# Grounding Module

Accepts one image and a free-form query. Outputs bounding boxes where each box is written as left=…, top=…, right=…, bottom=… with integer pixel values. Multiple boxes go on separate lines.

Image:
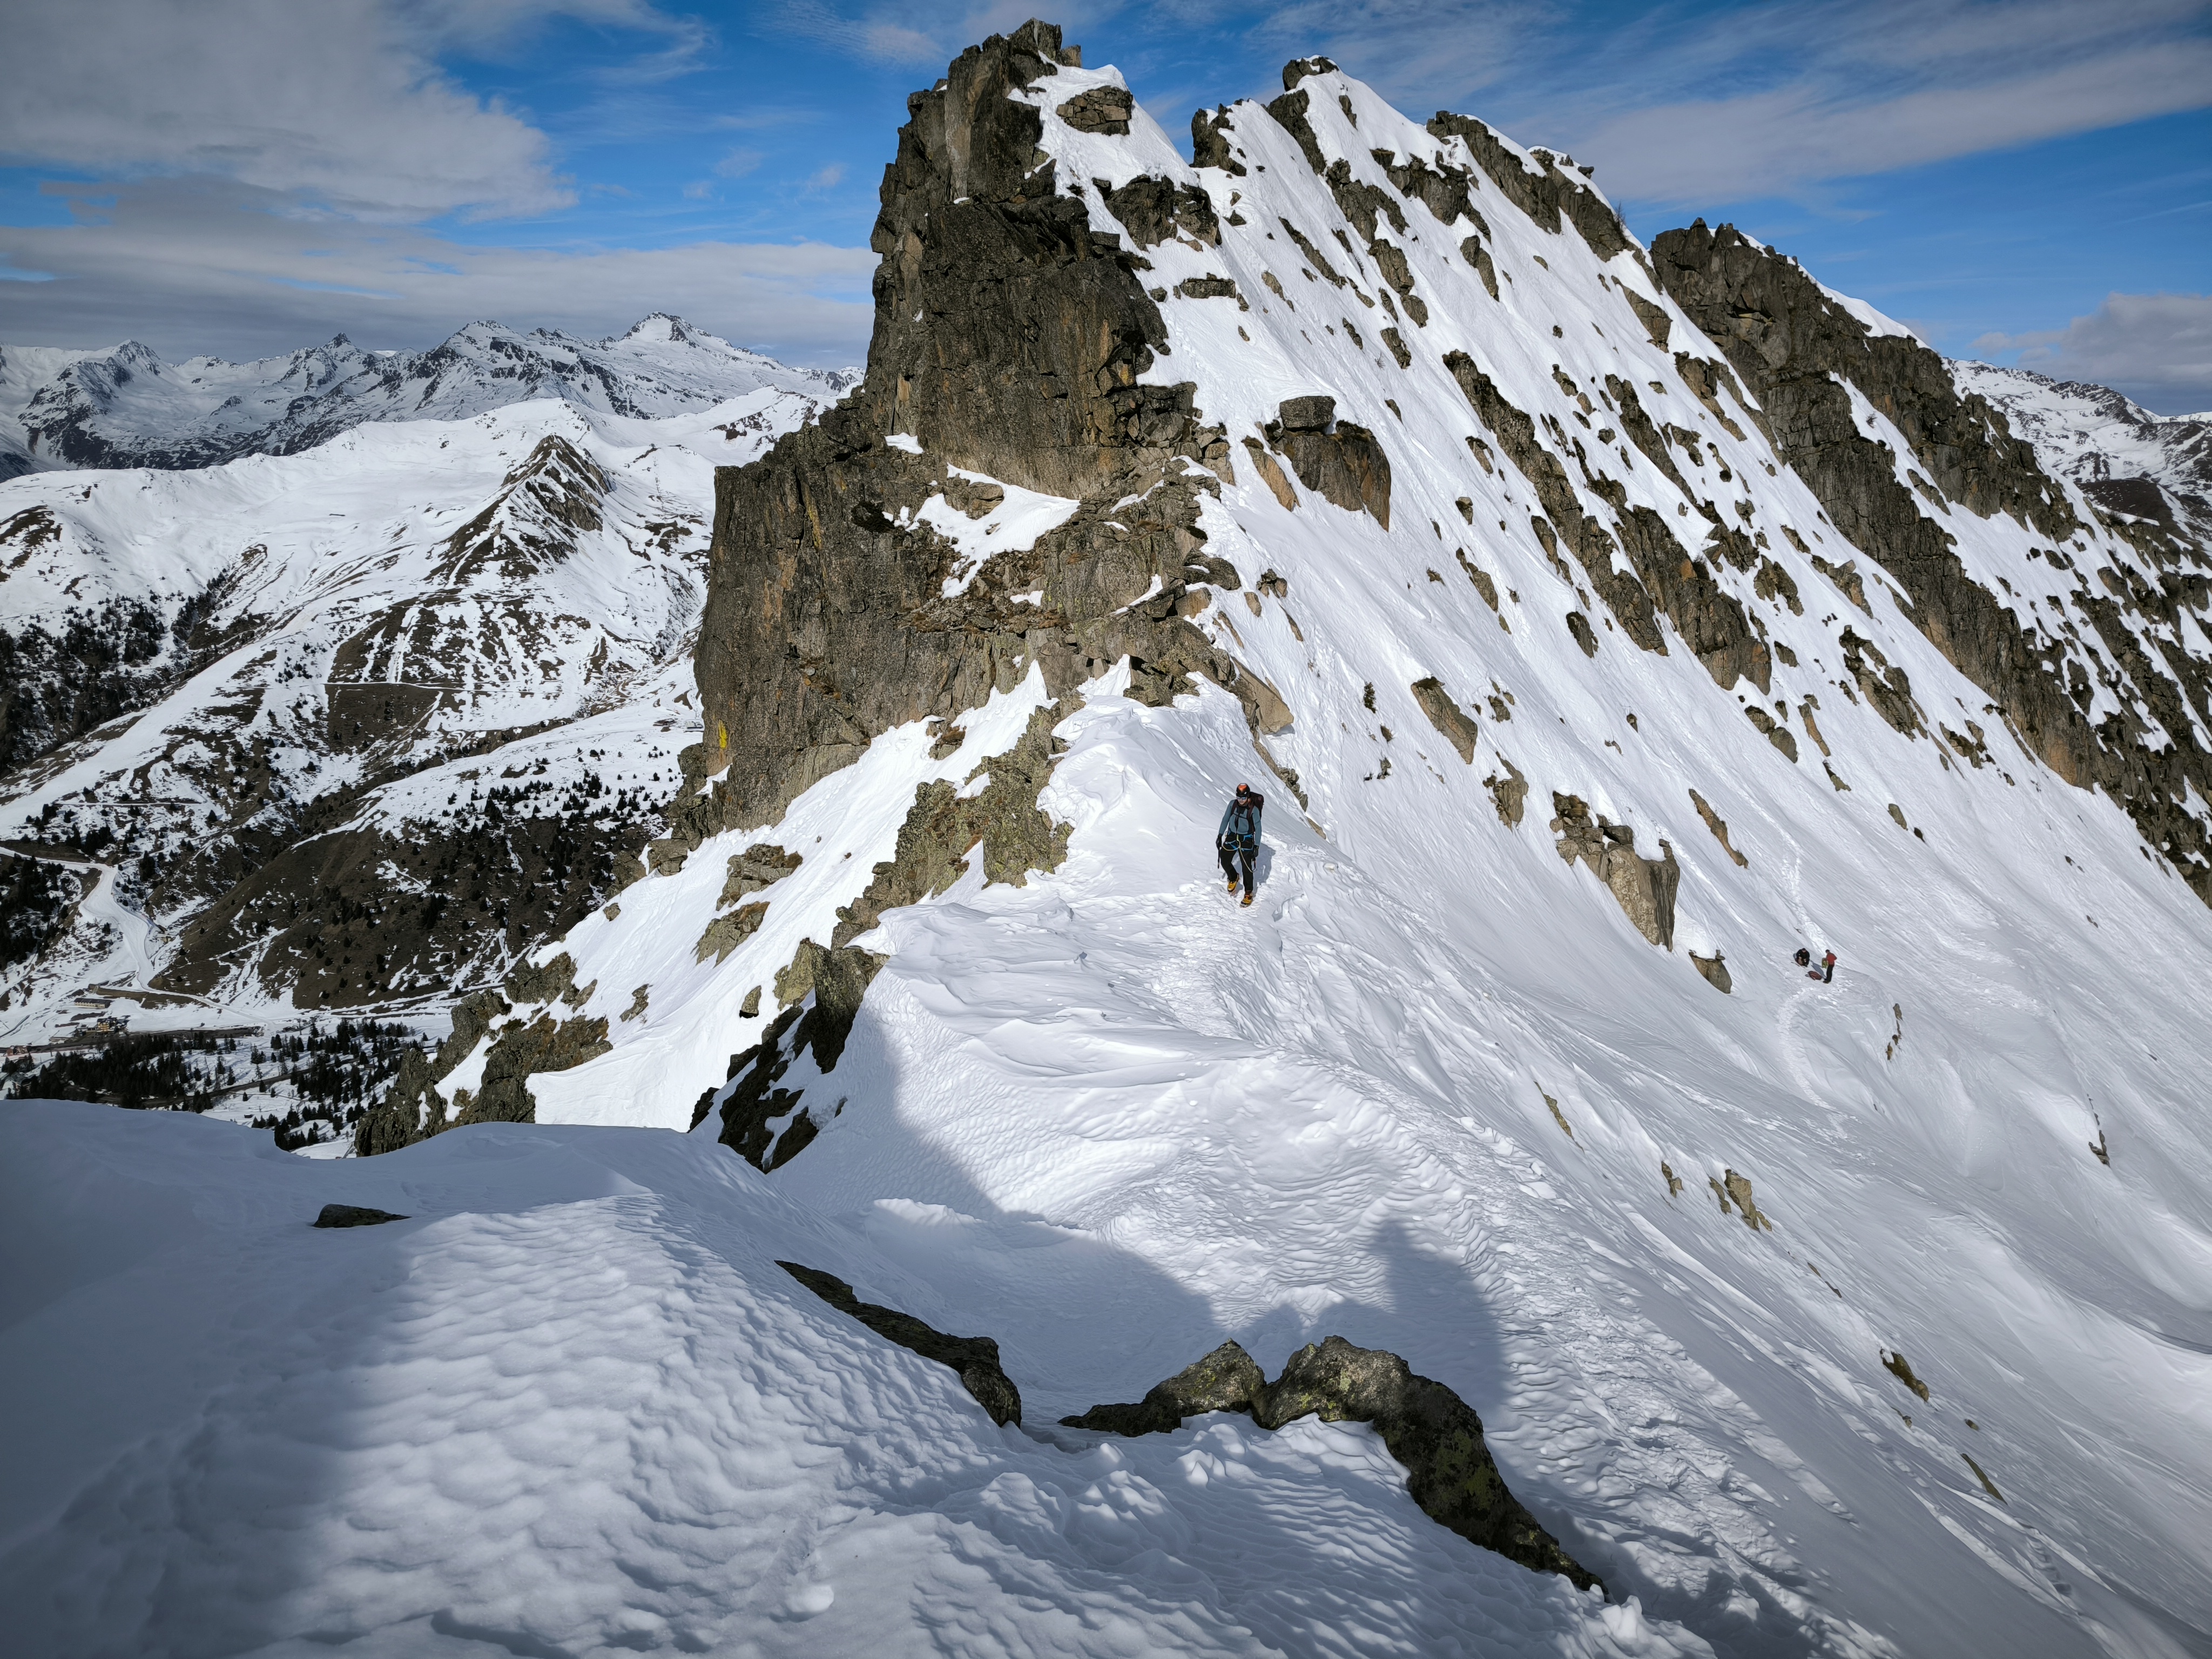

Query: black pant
left=1219, top=839, right=1255, bottom=896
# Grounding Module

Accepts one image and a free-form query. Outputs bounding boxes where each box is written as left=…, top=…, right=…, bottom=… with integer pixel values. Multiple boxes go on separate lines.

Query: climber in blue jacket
left=1217, top=783, right=1264, bottom=907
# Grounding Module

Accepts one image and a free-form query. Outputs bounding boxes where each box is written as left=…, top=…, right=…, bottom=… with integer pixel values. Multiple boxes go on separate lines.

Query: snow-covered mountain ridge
left=1951, top=360, right=2212, bottom=552
left=6, top=18, right=2211, bottom=1658
left=0, top=381, right=842, bottom=1068
left=0, top=313, right=858, bottom=478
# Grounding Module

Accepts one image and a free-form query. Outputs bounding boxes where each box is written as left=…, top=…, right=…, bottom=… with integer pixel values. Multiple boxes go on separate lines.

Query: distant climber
left=1217, top=783, right=1264, bottom=908
left=1793, top=948, right=1811, bottom=968
left=1808, top=949, right=1837, bottom=983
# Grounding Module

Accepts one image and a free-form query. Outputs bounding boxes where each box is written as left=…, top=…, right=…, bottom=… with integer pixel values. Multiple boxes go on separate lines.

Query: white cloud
left=765, top=0, right=1102, bottom=66
left=0, top=0, right=703, bottom=220
left=1573, top=38, right=2212, bottom=206
left=0, top=178, right=876, bottom=369
left=1971, top=292, right=2212, bottom=416
left=715, top=149, right=767, bottom=178
left=1209, top=0, right=2212, bottom=211
left=805, top=164, right=848, bottom=191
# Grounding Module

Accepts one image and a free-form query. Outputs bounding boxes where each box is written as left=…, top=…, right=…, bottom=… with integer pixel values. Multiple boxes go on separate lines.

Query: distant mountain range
left=0, top=314, right=858, bottom=478
left=1950, top=360, right=2211, bottom=551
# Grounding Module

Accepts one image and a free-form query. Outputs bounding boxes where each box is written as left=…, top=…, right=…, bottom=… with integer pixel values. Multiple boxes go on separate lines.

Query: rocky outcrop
left=1267, top=396, right=1392, bottom=526
left=312, top=1203, right=409, bottom=1228
left=693, top=20, right=1279, bottom=832
left=1411, top=677, right=1481, bottom=762
left=1550, top=793, right=1679, bottom=948
left=1711, top=1168, right=1772, bottom=1231
left=779, top=1262, right=1022, bottom=1425
left=832, top=700, right=1075, bottom=948
left=1061, top=1340, right=1267, bottom=1435
left=1425, top=116, right=1629, bottom=265
left=1056, top=84, right=1131, bottom=134
left=1442, top=351, right=1769, bottom=693
left=699, top=941, right=885, bottom=1170
left=1064, top=1335, right=1599, bottom=1591
left=1651, top=221, right=2212, bottom=902
left=354, top=953, right=608, bottom=1154
left=1483, top=756, right=1529, bottom=826
left=1688, top=788, right=1748, bottom=867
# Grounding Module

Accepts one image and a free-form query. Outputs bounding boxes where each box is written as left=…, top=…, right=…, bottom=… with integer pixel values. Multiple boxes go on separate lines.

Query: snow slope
left=518, top=52, right=2212, bottom=1654
left=0, top=1100, right=1696, bottom=1657
left=6, top=32, right=2212, bottom=1659
left=0, top=314, right=858, bottom=474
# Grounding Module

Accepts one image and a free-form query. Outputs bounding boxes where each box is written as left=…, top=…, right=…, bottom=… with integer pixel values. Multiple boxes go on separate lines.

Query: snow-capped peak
left=0, top=316, right=862, bottom=477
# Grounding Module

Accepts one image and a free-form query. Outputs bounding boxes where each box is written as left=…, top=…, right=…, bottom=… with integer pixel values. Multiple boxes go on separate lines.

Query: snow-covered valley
left=5, top=19, right=2211, bottom=1658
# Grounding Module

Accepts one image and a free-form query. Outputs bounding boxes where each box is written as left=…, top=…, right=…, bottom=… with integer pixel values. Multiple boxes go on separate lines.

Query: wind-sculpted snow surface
left=0, top=1102, right=1700, bottom=1657
left=9, top=18, right=2212, bottom=1658
left=474, top=24, right=2212, bottom=1651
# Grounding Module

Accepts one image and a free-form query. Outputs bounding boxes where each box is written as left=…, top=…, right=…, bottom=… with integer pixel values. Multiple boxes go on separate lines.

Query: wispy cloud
left=0, top=0, right=710, bottom=219
left=1971, top=291, right=2212, bottom=414
left=1566, top=26, right=2212, bottom=206
left=763, top=0, right=1102, bottom=66
left=1132, top=0, right=2212, bottom=211
left=715, top=149, right=767, bottom=178
left=0, top=176, right=877, bottom=366
left=804, top=163, right=848, bottom=191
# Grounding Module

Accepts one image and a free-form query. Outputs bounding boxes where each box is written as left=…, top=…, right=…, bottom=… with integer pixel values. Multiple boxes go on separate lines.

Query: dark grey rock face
left=354, top=953, right=609, bottom=1155
left=1651, top=221, right=2212, bottom=903
left=313, top=1203, right=408, bottom=1228
left=699, top=941, right=886, bottom=1170
left=693, top=19, right=1277, bottom=832
left=779, top=1262, right=1022, bottom=1425
left=1063, top=1334, right=1599, bottom=1592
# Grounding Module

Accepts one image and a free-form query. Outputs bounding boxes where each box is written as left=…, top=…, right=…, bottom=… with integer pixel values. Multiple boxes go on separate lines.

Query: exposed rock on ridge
left=1064, top=1334, right=1600, bottom=1591
left=780, top=1262, right=1022, bottom=1425
left=1652, top=222, right=2212, bottom=901
left=693, top=20, right=1280, bottom=830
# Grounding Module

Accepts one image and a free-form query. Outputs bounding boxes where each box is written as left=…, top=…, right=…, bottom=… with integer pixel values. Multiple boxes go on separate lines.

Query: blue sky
left=2, top=1, right=2208, bottom=410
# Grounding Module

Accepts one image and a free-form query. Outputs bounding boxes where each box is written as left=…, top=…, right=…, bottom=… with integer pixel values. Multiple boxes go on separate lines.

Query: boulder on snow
left=1061, top=1340, right=1266, bottom=1435
left=313, top=1204, right=408, bottom=1229
left=1410, top=677, right=1480, bottom=763
left=1551, top=793, right=1680, bottom=949
left=780, top=1262, right=1021, bottom=1426
left=1269, top=415, right=1393, bottom=528
left=1064, top=1334, right=1600, bottom=1593
left=1690, top=951, right=1732, bottom=993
